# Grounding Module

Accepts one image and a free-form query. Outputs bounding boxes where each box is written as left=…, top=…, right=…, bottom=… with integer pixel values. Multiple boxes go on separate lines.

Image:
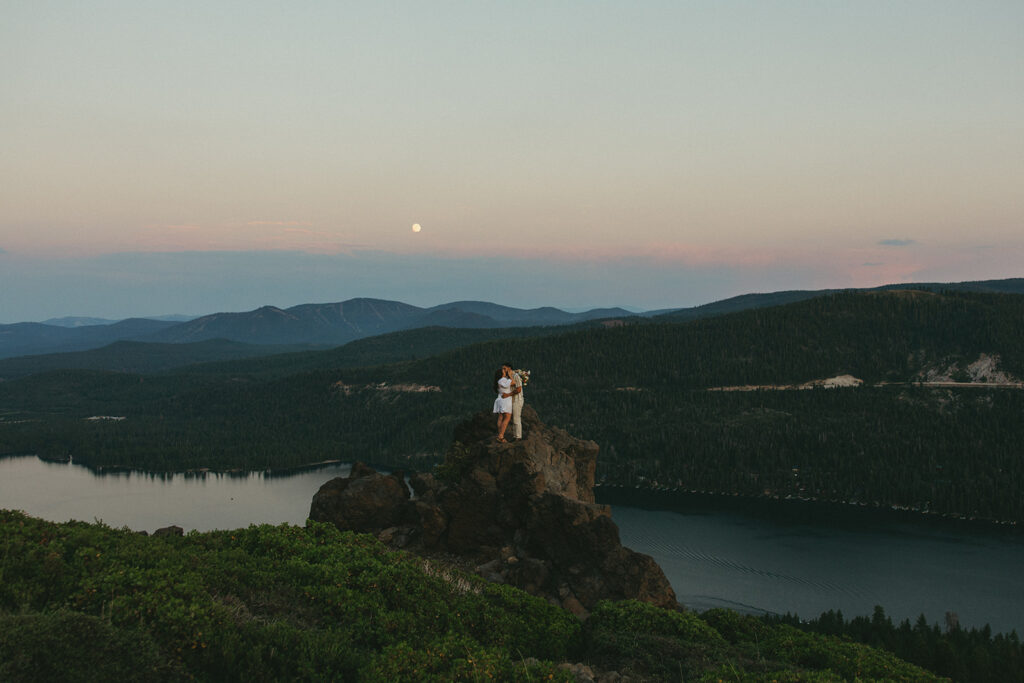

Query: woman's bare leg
left=497, top=412, right=511, bottom=440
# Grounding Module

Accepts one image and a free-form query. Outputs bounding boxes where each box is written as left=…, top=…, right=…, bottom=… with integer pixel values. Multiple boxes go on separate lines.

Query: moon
left=412, top=223, right=422, bottom=233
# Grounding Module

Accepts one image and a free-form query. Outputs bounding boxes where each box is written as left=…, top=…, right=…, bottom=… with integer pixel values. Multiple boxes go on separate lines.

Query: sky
left=2, top=1, right=1023, bottom=322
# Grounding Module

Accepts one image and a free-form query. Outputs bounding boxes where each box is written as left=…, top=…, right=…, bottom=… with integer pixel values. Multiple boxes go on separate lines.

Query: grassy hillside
left=0, top=510, right=945, bottom=682
left=2, top=290, right=1023, bottom=519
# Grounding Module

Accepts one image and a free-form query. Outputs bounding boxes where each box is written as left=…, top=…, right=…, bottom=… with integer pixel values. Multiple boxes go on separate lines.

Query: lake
left=2, top=455, right=1021, bottom=635
left=602, top=488, right=1023, bottom=636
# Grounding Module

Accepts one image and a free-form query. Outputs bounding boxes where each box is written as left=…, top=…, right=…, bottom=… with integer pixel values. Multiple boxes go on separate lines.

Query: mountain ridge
left=3, top=277, right=1022, bottom=360
left=655, top=277, right=1024, bottom=321
left=0, top=298, right=638, bottom=359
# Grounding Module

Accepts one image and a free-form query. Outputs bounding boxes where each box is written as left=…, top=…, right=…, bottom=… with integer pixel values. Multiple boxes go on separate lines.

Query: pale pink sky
left=2, top=1, right=1022, bottom=320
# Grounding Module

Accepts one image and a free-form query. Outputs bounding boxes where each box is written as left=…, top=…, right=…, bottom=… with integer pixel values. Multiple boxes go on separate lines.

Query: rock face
left=308, top=461, right=411, bottom=531
left=309, top=405, right=677, bottom=613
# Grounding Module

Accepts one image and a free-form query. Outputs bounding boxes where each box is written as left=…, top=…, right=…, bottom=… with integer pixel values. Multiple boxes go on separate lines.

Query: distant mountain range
left=0, top=300, right=636, bottom=360
left=41, top=314, right=195, bottom=328
left=2, top=278, right=1021, bottom=360
left=0, top=318, right=181, bottom=360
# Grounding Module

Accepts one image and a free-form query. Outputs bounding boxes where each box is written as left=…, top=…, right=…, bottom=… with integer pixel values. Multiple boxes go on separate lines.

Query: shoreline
left=4, top=452, right=1020, bottom=530
left=0, top=453, right=371, bottom=478
left=595, top=484, right=1022, bottom=533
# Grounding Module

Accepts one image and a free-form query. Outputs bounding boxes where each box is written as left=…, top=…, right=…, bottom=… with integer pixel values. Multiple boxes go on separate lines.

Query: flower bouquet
left=514, top=369, right=530, bottom=386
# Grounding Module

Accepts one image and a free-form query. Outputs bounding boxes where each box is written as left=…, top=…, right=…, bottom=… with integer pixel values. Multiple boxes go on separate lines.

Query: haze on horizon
left=2, top=1, right=1023, bottom=323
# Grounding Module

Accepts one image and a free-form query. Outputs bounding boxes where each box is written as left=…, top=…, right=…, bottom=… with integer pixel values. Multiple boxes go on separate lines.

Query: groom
left=502, top=363, right=525, bottom=440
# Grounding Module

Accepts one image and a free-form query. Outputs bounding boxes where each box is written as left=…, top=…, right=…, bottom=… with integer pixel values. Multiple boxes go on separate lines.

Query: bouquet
left=514, top=369, right=531, bottom=386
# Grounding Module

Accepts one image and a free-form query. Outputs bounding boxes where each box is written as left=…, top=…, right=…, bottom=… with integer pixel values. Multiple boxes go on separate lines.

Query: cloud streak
left=878, top=239, right=916, bottom=247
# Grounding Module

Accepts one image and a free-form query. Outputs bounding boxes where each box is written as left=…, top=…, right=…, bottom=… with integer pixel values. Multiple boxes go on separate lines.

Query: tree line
left=766, top=605, right=1024, bottom=683
left=2, top=290, right=1023, bottom=521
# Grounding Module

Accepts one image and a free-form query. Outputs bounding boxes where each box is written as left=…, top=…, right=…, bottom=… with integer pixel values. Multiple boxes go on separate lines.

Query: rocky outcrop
left=309, top=405, right=677, bottom=614
left=308, top=461, right=411, bottom=532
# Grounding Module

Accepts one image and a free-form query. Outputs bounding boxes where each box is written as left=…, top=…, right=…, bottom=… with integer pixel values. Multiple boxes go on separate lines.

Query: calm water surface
left=0, top=455, right=352, bottom=533
left=607, top=499, right=1023, bottom=635
left=2, top=455, right=1021, bottom=635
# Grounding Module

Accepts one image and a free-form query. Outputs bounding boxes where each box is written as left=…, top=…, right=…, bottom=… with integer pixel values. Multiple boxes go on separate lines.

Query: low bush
left=0, top=511, right=946, bottom=681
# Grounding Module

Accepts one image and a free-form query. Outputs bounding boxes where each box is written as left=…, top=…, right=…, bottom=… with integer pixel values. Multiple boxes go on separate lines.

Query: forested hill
left=2, top=290, right=1023, bottom=521
left=0, top=324, right=582, bottom=380
left=655, top=276, right=1024, bottom=322
left=375, top=289, right=1024, bottom=391
left=0, top=339, right=310, bottom=379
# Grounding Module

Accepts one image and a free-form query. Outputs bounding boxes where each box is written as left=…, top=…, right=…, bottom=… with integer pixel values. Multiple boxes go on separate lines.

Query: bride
left=493, top=366, right=513, bottom=442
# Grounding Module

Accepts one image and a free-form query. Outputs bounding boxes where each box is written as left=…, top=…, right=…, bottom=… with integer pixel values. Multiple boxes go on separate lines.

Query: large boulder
left=309, top=461, right=410, bottom=533
left=308, top=405, right=677, bottom=613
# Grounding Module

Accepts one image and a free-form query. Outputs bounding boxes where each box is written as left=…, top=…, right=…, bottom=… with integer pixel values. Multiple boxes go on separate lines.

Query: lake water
left=0, top=456, right=353, bottom=533
left=2, top=455, right=1021, bottom=635
left=603, top=489, right=1023, bottom=635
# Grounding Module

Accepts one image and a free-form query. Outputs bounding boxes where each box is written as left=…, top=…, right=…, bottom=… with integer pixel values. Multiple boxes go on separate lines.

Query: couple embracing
left=493, top=363, right=525, bottom=443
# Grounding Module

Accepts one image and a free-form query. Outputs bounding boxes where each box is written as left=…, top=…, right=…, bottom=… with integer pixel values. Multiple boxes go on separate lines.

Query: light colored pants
left=511, top=394, right=524, bottom=439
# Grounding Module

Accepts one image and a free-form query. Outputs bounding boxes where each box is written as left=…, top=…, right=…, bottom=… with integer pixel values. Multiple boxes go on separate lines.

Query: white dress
left=493, top=377, right=512, bottom=414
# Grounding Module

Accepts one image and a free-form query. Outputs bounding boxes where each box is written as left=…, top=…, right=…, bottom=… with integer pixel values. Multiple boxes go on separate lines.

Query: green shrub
left=0, top=511, right=947, bottom=682
left=585, top=600, right=727, bottom=679
left=700, top=607, right=772, bottom=642
left=363, top=634, right=572, bottom=682
left=590, top=599, right=726, bottom=645
left=0, top=609, right=182, bottom=682
left=697, top=665, right=847, bottom=681
left=470, top=582, right=582, bottom=659
left=434, top=440, right=475, bottom=484
left=756, top=623, right=943, bottom=681
left=0, top=512, right=580, bottom=681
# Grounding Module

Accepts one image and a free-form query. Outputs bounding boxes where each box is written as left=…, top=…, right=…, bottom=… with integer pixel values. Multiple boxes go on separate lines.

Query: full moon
left=412, top=223, right=421, bottom=233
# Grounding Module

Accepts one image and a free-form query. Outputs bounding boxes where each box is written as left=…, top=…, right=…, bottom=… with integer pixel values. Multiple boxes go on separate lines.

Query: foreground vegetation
left=1, top=510, right=945, bottom=681
left=2, top=290, right=1024, bottom=521
left=767, top=607, right=1024, bottom=683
